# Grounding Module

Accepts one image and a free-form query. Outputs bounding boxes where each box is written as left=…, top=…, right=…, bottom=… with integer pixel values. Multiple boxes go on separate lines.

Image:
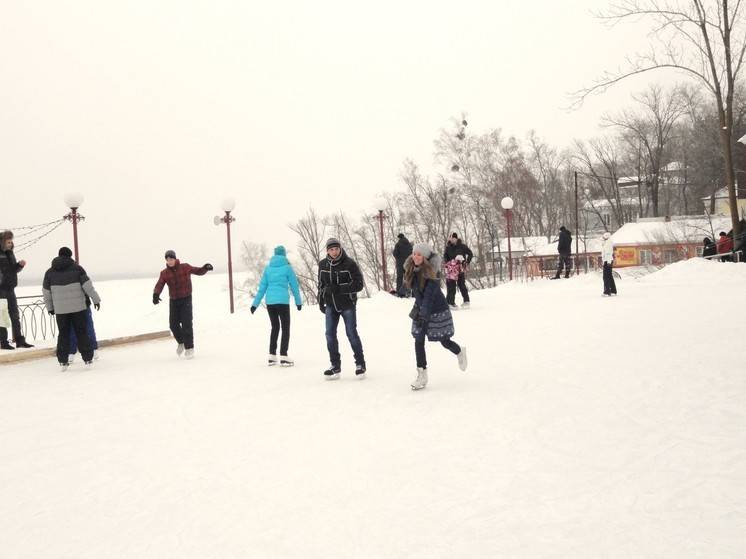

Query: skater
left=152, top=250, right=213, bottom=359
left=552, top=226, right=573, bottom=279
left=405, top=242, right=467, bottom=390
left=250, top=245, right=303, bottom=367
left=0, top=230, right=33, bottom=350
left=443, top=232, right=473, bottom=309
left=717, top=231, right=733, bottom=262
left=42, top=247, right=101, bottom=370
left=69, top=307, right=99, bottom=362
left=702, top=237, right=717, bottom=259
left=318, top=238, right=366, bottom=380
left=392, top=233, right=413, bottom=297
left=601, top=232, right=617, bottom=296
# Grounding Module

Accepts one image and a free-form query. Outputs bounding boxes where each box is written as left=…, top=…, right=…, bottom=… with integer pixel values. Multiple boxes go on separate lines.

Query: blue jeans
left=325, top=306, right=365, bottom=367
left=70, top=307, right=98, bottom=353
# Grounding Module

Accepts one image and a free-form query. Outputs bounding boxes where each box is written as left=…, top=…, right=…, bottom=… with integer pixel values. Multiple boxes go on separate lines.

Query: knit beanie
left=164, top=250, right=177, bottom=259
left=58, top=247, right=73, bottom=258
left=326, top=238, right=341, bottom=250
left=412, top=242, right=433, bottom=258
left=274, top=245, right=287, bottom=256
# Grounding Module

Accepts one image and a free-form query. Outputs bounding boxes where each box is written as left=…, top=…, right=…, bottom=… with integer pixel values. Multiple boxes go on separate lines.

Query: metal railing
left=17, top=295, right=56, bottom=341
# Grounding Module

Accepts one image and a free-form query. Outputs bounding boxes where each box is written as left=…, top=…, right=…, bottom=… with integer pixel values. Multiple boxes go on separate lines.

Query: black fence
left=17, top=295, right=56, bottom=341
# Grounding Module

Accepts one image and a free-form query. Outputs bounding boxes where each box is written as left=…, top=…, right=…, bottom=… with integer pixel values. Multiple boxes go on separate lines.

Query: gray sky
left=1, top=0, right=658, bottom=282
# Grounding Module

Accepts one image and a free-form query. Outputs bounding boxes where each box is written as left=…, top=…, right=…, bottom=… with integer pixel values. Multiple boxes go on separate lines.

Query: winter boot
left=457, top=347, right=468, bottom=371
left=1, top=341, right=15, bottom=350
left=185, top=348, right=195, bottom=360
left=279, top=356, right=294, bottom=367
left=176, top=343, right=185, bottom=357
left=411, top=367, right=428, bottom=390
left=324, top=365, right=341, bottom=380
left=550, top=274, right=560, bottom=280
left=268, top=354, right=279, bottom=366
left=355, top=363, right=367, bottom=379
left=564, top=271, right=570, bottom=279
left=15, top=337, right=34, bottom=349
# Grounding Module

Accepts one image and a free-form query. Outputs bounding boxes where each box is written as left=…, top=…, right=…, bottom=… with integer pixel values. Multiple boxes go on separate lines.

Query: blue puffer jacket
left=252, top=248, right=303, bottom=307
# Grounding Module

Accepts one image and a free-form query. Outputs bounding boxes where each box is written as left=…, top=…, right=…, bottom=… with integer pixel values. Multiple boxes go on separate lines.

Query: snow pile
left=1, top=264, right=745, bottom=558
left=641, top=257, right=746, bottom=285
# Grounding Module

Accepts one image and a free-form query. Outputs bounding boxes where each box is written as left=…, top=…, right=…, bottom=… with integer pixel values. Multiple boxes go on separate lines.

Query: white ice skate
left=68, top=354, right=76, bottom=364
left=449, top=304, right=459, bottom=311
left=268, top=354, right=279, bottom=366
left=93, top=350, right=100, bottom=361
left=457, top=347, right=468, bottom=371
left=411, top=367, right=428, bottom=390
left=176, top=343, right=185, bottom=357
left=461, top=302, right=470, bottom=309
left=279, top=356, right=294, bottom=367
left=59, top=362, right=69, bottom=372
left=185, top=348, right=194, bottom=360
left=84, top=361, right=93, bottom=369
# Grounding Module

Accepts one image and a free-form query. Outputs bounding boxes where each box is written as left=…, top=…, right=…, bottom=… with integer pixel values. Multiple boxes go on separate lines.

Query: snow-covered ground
left=2, top=259, right=745, bottom=558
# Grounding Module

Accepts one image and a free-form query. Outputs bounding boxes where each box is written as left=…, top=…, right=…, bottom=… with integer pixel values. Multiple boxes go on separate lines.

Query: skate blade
left=280, top=362, right=294, bottom=367
left=324, top=374, right=340, bottom=381
left=411, top=385, right=426, bottom=390
left=356, top=373, right=366, bottom=380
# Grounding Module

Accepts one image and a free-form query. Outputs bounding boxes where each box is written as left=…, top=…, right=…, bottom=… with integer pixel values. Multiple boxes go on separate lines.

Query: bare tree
left=288, top=208, right=327, bottom=306
left=574, top=0, right=746, bottom=238
left=239, top=242, right=269, bottom=301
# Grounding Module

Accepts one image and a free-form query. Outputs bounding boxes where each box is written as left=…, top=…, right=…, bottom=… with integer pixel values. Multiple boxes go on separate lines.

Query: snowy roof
left=583, top=197, right=639, bottom=210
left=492, top=236, right=549, bottom=254
left=617, top=176, right=640, bottom=186
left=610, top=216, right=733, bottom=245
left=662, top=161, right=684, bottom=172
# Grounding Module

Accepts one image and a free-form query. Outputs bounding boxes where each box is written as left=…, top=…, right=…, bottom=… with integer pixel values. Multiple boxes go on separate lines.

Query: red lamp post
left=501, top=196, right=514, bottom=281
left=63, top=193, right=85, bottom=263
left=215, top=198, right=236, bottom=314
left=376, top=207, right=389, bottom=292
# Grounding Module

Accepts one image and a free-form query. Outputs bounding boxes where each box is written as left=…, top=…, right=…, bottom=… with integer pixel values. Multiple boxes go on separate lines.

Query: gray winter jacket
left=42, top=256, right=100, bottom=315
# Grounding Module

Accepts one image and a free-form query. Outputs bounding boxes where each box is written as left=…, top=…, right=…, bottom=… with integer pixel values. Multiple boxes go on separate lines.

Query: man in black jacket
left=552, top=226, right=573, bottom=279
left=392, top=233, right=413, bottom=297
left=0, top=230, right=33, bottom=350
left=318, top=238, right=366, bottom=380
left=443, top=232, right=473, bottom=308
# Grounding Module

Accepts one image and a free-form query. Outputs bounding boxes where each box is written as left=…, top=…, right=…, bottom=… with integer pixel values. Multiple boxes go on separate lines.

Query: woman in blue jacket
left=251, top=246, right=303, bottom=366
left=404, top=242, right=467, bottom=390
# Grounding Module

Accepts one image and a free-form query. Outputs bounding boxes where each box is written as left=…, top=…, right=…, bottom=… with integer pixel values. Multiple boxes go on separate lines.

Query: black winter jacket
left=318, top=251, right=365, bottom=312
left=393, top=237, right=413, bottom=268
left=444, top=240, right=473, bottom=264
left=557, top=230, right=572, bottom=254
left=0, top=248, right=23, bottom=295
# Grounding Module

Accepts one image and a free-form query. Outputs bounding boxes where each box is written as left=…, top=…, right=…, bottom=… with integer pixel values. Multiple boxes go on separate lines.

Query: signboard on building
left=614, top=247, right=638, bottom=267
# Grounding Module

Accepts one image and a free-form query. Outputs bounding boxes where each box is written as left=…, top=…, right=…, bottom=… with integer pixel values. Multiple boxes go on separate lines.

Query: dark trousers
left=70, top=307, right=98, bottom=353
left=395, top=266, right=405, bottom=295
left=267, top=304, right=291, bottom=356
left=414, top=333, right=460, bottom=369
left=446, top=273, right=470, bottom=305
left=169, top=296, right=194, bottom=349
left=0, top=290, right=23, bottom=343
left=556, top=254, right=572, bottom=277
left=56, top=311, right=93, bottom=364
left=603, top=263, right=617, bottom=294
left=325, top=306, right=365, bottom=367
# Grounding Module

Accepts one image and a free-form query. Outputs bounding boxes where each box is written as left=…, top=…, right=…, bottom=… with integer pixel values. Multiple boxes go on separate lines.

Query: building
left=701, top=187, right=746, bottom=217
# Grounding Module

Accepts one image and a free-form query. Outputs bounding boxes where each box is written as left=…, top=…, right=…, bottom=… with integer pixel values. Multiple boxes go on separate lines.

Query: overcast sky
left=1, top=0, right=661, bottom=282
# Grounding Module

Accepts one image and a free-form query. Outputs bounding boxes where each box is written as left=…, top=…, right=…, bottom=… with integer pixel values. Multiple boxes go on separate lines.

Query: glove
left=319, top=303, right=326, bottom=314
left=153, top=293, right=161, bottom=305
left=250, top=306, right=257, bottom=314
left=203, top=263, right=213, bottom=271
left=48, top=310, right=55, bottom=316
left=94, top=303, right=100, bottom=311
left=297, top=305, right=302, bottom=311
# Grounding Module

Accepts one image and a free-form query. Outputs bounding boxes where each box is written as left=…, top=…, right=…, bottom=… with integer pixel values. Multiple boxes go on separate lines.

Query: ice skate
left=355, top=363, right=366, bottom=379
left=185, top=348, right=194, bottom=360
left=411, top=367, right=428, bottom=390
left=279, top=356, right=294, bottom=367
left=268, top=354, right=278, bottom=366
left=461, top=301, right=470, bottom=309
left=324, top=366, right=341, bottom=380
left=457, top=346, right=468, bottom=371
left=176, top=343, right=185, bottom=357
left=59, top=362, right=69, bottom=372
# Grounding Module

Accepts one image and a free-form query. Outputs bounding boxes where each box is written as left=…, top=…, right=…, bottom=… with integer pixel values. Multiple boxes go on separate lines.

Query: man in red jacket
left=153, top=250, right=213, bottom=359
left=717, top=231, right=734, bottom=262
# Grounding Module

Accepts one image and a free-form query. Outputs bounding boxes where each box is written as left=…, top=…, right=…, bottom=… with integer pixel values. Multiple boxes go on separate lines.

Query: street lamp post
left=214, top=198, right=236, bottom=314
left=574, top=171, right=580, bottom=275
left=63, top=193, right=85, bottom=264
left=375, top=199, right=389, bottom=292
left=501, top=196, right=514, bottom=281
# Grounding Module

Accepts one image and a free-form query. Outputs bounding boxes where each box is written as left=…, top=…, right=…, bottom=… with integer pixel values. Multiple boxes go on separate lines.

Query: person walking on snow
left=443, top=232, right=473, bottom=309
left=552, top=225, right=573, bottom=279
left=250, top=245, right=303, bottom=367
left=601, top=232, right=617, bottom=296
left=42, top=247, right=101, bottom=370
left=152, top=250, right=213, bottom=359
left=393, top=233, right=413, bottom=297
left=405, top=243, right=467, bottom=390
left=0, top=230, right=33, bottom=350
left=318, top=238, right=366, bottom=380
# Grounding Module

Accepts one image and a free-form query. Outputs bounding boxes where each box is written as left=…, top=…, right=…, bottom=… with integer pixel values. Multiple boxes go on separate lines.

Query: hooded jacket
left=557, top=229, right=572, bottom=254
left=443, top=239, right=473, bottom=264
left=317, top=250, right=364, bottom=312
left=43, top=256, right=101, bottom=315
left=252, top=249, right=303, bottom=307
